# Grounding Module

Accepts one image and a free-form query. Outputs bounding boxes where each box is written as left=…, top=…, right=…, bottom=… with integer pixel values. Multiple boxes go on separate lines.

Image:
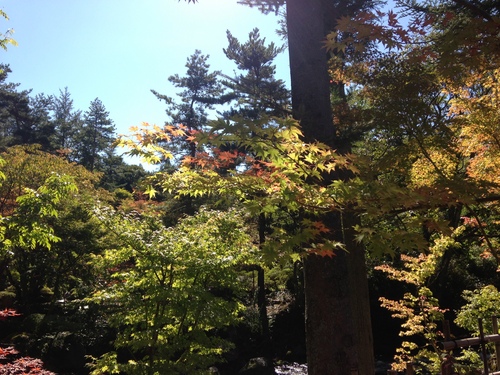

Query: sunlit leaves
left=377, top=254, right=448, bottom=371
left=0, top=145, right=100, bottom=216
left=2, top=173, right=77, bottom=253
left=0, top=9, right=17, bottom=52
left=0, top=146, right=110, bottom=309
left=448, top=68, right=500, bottom=189
left=118, top=115, right=361, bottom=262
left=409, top=148, right=460, bottom=188
left=89, top=206, right=257, bottom=374
left=455, top=285, right=500, bottom=335
left=117, top=122, right=177, bottom=164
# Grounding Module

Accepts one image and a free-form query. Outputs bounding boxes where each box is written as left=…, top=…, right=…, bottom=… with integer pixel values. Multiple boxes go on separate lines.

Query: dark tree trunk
left=286, top=0, right=334, bottom=144
left=286, top=0, right=374, bottom=373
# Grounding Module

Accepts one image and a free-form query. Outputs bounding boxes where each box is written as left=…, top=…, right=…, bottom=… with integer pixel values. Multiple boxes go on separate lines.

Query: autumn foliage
left=0, top=310, right=55, bottom=375
left=0, top=1, right=500, bottom=373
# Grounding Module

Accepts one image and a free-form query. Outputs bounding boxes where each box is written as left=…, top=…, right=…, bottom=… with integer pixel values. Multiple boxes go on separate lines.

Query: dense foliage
left=88, top=207, right=257, bottom=375
left=1, top=0, right=499, bottom=374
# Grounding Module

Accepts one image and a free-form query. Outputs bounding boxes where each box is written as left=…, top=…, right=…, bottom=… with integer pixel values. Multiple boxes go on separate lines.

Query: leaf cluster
left=119, top=114, right=358, bottom=262
left=88, top=206, right=257, bottom=374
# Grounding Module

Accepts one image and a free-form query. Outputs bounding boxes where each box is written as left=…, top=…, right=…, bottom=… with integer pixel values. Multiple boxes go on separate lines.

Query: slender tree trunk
left=258, top=213, right=270, bottom=343
left=286, top=0, right=374, bottom=373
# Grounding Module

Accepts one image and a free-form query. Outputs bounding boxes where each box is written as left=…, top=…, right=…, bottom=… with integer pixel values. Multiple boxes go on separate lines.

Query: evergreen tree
left=25, top=93, right=54, bottom=151
left=222, top=28, right=289, bottom=119
left=152, top=50, right=227, bottom=158
left=99, top=149, right=147, bottom=192
left=51, top=87, right=83, bottom=155
left=0, top=68, right=89, bottom=154
left=0, top=65, right=34, bottom=150
left=75, top=98, right=116, bottom=172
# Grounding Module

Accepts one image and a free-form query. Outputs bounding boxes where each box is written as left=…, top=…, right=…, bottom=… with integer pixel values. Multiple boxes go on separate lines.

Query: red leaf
left=307, top=247, right=336, bottom=258
left=0, top=309, right=21, bottom=321
left=312, top=221, right=330, bottom=234
left=388, top=10, right=398, bottom=27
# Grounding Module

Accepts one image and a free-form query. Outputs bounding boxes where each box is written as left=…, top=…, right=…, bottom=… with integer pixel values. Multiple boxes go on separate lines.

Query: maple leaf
left=171, top=128, right=186, bottom=137
left=165, top=124, right=175, bottom=133
left=217, top=150, right=238, bottom=162
left=385, top=10, right=397, bottom=27
left=0, top=346, right=19, bottom=359
left=307, top=247, right=336, bottom=258
left=442, top=11, right=455, bottom=27
left=312, top=221, right=330, bottom=234
left=0, top=308, right=21, bottom=321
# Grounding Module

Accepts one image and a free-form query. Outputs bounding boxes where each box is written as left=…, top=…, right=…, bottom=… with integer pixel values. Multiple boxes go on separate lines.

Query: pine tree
left=75, top=98, right=115, bottom=172
left=51, top=87, right=83, bottom=155
left=26, top=93, right=54, bottom=151
left=222, top=28, right=289, bottom=119
left=177, top=2, right=377, bottom=373
left=152, top=50, right=227, bottom=158
left=0, top=65, right=35, bottom=149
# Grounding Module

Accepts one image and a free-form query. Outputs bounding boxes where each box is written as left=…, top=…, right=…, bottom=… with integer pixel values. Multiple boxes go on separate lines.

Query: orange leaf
left=307, top=248, right=336, bottom=258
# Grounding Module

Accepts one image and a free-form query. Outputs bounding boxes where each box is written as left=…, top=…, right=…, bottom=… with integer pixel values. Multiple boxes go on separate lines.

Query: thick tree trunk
left=286, top=0, right=334, bottom=144
left=286, top=0, right=374, bottom=373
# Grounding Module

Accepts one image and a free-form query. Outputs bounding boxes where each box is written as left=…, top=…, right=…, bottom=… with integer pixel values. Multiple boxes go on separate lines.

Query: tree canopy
left=1, top=1, right=500, bottom=374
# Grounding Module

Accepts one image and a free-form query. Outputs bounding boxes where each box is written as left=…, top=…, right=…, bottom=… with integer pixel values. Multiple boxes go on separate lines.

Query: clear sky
left=0, top=1, right=289, bottom=139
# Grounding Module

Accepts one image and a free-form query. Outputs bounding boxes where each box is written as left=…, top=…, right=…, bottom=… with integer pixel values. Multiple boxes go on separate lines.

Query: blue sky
left=0, top=1, right=289, bottom=139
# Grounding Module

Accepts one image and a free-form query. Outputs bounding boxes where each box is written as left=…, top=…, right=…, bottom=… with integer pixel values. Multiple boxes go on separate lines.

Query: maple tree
left=0, top=9, right=16, bottom=52
left=316, top=0, right=500, bottom=371
left=88, top=206, right=257, bottom=375
left=0, top=353, right=56, bottom=375
left=0, top=146, right=109, bottom=310
left=119, top=117, right=354, bottom=258
left=0, top=172, right=78, bottom=309
left=0, top=308, right=20, bottom=320
left=1, top=1, right=499, bottom=373
left=173, top=0, right=500, bottom=373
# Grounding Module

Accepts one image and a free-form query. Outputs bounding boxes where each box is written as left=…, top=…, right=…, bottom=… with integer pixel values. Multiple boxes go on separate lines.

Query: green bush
left=454, top=285, right=500, bottom=374
left=88, top=207, right=259, bottom=375
left=456, top=285, right=500, bottom=335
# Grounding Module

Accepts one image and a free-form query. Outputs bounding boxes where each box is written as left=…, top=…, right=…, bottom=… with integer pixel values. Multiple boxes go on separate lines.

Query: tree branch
left=450, top=0, right=493, bottom=21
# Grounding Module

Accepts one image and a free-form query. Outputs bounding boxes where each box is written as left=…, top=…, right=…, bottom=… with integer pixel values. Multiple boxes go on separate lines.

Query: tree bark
left=286, top=0, right=334, bottom=144
left=286, top=0, right=374, bottom=373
